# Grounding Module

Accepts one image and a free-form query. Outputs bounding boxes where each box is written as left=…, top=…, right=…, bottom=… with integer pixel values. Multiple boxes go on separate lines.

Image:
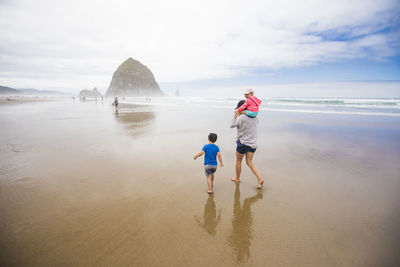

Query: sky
left=0, top=0, right=399, bottom=96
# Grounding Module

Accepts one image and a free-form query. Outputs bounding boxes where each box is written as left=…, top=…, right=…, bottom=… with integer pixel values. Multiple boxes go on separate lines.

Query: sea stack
left=105, top=58, right=163, bottom=97
left=79, top=87, right=102, bottom=99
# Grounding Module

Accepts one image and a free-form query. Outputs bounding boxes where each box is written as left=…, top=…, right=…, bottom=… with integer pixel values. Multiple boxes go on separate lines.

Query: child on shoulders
left=235, top=88, right=262, bottom=118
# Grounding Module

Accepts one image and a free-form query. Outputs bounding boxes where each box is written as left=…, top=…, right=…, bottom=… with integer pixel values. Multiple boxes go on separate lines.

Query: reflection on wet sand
left=228, top=184, right=263, bottom=263
left=114, top=104, right=155, bottom=134
left=194, top=194, right=222, bottom=236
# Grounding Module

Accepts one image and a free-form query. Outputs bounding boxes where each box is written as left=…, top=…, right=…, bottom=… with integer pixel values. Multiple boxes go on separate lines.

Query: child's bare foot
left=257, top=180, right=264, bottom=189
left=231, top=178, right=240, bottom=183
left=208, top=190, right=213, bottom=194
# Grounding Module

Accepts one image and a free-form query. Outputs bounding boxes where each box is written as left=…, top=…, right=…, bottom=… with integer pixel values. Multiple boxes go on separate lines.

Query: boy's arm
left=217, top=152, right=223, bottom=167
left=193, top=150, right=205, bottom=160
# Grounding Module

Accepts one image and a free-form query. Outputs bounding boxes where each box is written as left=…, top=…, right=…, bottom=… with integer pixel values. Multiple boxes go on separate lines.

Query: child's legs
left=246, top=110, right=258, bottom=117
left=206, top=175, right=213, bottom=191
left=204, top=165, right=217, bottom=192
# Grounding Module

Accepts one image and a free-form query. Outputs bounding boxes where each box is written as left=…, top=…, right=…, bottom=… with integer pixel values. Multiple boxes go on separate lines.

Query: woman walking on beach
left=230, top=100, right=264, bottom=189
left=113, top=97, right=119, bottom=112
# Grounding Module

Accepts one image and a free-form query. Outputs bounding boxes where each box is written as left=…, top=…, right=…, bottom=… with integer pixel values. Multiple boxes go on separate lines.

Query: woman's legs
left=245, top=152, right=264, bottom=188
left=232, top=151, right=244, bottom=182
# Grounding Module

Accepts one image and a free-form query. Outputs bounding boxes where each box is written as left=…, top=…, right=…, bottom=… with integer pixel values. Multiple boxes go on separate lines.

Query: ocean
left=120, top=96, right=400, bottom=117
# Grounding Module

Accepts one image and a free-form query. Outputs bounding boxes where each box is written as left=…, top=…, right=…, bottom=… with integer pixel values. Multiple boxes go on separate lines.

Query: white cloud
left=0, top=0, right=399, bottom=92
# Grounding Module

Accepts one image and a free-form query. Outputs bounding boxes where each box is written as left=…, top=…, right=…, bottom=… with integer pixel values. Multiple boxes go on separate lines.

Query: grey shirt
left=230, top=114, right=259, bottom=149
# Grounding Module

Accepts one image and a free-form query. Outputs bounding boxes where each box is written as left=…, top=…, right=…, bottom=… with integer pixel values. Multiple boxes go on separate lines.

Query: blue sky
left=0, top=0, right=399, bottom=96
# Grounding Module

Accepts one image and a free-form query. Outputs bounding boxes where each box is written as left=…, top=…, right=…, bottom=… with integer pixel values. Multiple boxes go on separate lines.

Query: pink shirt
left=237, top=96, right=262, bottom=113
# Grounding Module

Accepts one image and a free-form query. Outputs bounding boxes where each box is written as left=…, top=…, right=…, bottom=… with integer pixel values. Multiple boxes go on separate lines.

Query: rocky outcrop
left=79, top=87, right=102, bottom=99
left=105, top=58, right=163, bottom=97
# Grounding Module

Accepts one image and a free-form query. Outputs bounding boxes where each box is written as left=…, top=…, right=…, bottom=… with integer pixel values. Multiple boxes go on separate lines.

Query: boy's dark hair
left=208, top=133, right=217, bottom=143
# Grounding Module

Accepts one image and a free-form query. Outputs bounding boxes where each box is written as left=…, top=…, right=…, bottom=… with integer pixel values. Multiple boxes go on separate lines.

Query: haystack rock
left=105, top=58, right=163, bottom=97
left=79, top=87, right=102, bottom=99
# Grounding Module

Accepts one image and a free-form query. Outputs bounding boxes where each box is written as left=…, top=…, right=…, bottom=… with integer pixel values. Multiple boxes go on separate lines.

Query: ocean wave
left=263, top=98, right=399, bottom=107
left=123, top=97, right=400, bottom=117
left=259, top=107, right=400, bottom=117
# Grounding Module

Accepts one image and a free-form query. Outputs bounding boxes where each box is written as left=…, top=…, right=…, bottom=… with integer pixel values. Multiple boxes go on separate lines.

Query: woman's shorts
left=204, top=165, right=217, bottom=176
left=236, top=140, right=256, bottom=154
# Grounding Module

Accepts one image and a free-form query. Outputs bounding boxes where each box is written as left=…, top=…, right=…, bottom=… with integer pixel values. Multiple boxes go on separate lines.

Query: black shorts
left=236, top=140, right=256, bottom=154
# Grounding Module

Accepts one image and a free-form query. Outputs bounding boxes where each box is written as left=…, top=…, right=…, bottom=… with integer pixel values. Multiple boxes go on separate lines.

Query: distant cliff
left=0, top=86, right=19, bottom=95
left=0, top=85, right=70, bottom=96
left=105, top=58, right=163, bottom=97
left=79, top=87, right=102, bottom=98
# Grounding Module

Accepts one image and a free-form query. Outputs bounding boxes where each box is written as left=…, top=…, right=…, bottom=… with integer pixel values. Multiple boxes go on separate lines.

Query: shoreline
left=0, top=96, right=63, bottom=106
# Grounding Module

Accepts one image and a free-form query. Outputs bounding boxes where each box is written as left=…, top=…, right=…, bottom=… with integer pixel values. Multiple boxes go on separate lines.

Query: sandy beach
left=0, top=96, right=57, bottom=106
left=1, top=99, right=400, bottom=266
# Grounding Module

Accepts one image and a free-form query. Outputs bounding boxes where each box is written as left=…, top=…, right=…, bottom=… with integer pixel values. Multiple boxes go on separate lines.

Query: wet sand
left=0, top=96, right=56, bottom=106
left=1, top=100, right=400, bottom=266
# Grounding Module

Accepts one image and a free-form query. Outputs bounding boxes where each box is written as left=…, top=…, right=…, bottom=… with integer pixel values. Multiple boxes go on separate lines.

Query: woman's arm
left=230, top=112, right=242, bottom=128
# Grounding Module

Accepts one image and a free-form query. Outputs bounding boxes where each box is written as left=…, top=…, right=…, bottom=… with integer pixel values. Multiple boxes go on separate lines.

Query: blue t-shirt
left=202, top=144, right=220, bottom=166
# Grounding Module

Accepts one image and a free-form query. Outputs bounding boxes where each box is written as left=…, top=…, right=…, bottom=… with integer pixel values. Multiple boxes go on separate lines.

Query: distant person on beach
left=230, top=100, right=264, bottom=189
left=194, top=133, right=224, bottom=194
left=113, top=97, right=119, bottom=112
left=235, top=88, right=262, bottom=118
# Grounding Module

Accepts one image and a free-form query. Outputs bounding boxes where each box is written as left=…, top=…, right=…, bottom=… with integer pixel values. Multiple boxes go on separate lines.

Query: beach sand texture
left=1, top=100, right=400, bottom=266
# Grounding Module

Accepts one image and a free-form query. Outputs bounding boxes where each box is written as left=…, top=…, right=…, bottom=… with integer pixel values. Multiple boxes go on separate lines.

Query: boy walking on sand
left=194, top=133, right=224, bottom=194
